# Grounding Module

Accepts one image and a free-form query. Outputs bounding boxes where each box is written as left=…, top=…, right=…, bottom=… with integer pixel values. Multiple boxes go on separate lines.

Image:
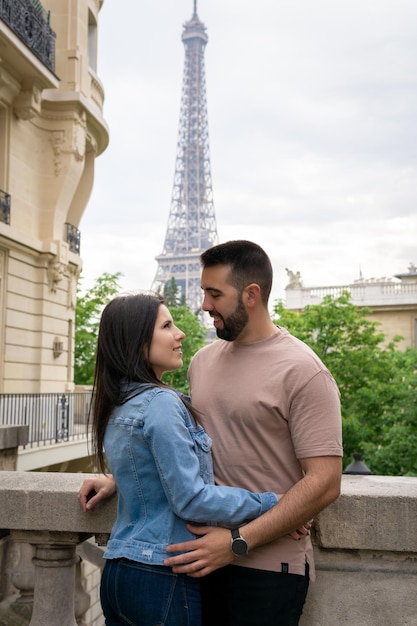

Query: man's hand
left=164, top=517, right=313, bottom=578
left=77, top=475, right=116, bottom=512
left=164, top=525, right=233, bottom=577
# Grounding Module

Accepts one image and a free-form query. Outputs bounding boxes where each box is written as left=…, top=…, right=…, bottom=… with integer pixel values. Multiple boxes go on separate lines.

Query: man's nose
left=201, top=294, right=212, bottom=311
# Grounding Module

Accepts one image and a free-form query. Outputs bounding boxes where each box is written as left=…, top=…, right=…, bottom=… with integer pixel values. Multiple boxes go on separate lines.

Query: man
left=163, top=240, right=343, bottom=625
left=79, top=240, right=342, bottom=625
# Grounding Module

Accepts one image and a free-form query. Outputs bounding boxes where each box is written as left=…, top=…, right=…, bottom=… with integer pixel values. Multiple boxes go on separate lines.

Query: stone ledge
left=0, top=471, right=116, bottom=535
left=0, top=472, right=416, bottom=555
left=315, top=475, right=417, bottom=552
left=0, top=426, right=29, bottom=450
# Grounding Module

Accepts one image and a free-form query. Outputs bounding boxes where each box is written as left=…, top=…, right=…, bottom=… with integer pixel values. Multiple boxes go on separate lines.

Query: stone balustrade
left=285, top=279, right=417, bottom=309
left=0, top=470, right=416, bottom=625
left=0, top=470, right=116, bottom=626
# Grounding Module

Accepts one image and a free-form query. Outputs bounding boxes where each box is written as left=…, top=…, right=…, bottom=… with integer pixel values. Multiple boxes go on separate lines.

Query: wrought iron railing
left=65, top=222, right=81, bottom=255
left=0, top=0, right=56, bottom=73
left=0, top=189, right=11, bottom=225
left=0, top=391, right=92, bottom=448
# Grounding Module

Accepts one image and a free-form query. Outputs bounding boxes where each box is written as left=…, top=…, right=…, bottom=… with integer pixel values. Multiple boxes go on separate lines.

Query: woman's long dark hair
left=92, top=292, right=167, bottom=473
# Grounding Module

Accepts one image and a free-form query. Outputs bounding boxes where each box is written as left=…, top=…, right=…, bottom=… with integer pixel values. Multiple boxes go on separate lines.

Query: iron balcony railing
left=0, top=189, right=11, bottom=225
left=0, top=0, right=56, bottom=73
left=65, top=222, right=81, bottom=255
left=0, top=391, right=92, bottom=448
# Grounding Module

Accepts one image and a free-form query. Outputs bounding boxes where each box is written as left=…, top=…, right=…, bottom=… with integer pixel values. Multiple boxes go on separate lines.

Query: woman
left=84, top=292, right=279, bottom=626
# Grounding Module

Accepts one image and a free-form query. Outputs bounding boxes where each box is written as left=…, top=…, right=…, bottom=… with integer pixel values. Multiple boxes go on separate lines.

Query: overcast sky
left=79, top=0, right=417, bottom=305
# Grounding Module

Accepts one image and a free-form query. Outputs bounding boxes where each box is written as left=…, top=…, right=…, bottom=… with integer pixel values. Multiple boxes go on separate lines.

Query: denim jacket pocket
left=193, top=428, right=214, bottom=484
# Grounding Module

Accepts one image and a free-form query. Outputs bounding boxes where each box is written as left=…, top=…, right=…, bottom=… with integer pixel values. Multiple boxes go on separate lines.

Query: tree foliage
left=163, top=277, right=186, bottom=307
left=272, top=292, right=417, bottom=476
left=74, top=272, right=122, bottom=385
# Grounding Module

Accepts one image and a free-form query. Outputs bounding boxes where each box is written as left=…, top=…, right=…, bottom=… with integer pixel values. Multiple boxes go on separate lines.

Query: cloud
left=80, top=0, right=417, bottom=308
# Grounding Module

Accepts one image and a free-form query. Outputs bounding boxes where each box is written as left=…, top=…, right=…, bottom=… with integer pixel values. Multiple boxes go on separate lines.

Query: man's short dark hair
left=201, top=240, right=273, bottom=305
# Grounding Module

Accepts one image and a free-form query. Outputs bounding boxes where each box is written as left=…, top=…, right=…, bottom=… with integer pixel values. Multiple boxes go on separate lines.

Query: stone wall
left=0, top=471, right=416, bottom=625
left=302, top=475, right=417, bottom=625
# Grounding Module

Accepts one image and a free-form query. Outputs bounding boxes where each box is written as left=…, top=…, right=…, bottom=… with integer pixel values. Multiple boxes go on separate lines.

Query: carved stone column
left=10, top=542, right=35, bottom=620
left=12, top=531, right=82, bottom=626
left=74, top=558, right=90, bottom=626
left=31, top=543, right=78, bottom=626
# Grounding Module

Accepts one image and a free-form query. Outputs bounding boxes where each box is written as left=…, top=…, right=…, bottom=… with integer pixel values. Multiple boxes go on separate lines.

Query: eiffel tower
left=152, top=1, right=218, bottom=314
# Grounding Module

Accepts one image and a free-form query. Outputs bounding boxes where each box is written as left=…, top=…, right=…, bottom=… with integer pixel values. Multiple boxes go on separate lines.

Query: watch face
left=232, top=538, right=248, bottom=556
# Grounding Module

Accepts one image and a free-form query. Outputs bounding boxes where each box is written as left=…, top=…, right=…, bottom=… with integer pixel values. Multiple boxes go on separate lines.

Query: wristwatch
left=231, top=528, right=248, bottom=556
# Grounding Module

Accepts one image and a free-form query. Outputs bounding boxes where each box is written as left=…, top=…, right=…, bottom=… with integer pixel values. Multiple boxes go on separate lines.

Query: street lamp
left=343, top=453, right=373, bottom=475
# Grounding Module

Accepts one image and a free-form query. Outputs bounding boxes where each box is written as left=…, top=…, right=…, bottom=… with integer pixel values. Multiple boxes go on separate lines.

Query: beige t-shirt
left=189, top=327, right=343, bottom=580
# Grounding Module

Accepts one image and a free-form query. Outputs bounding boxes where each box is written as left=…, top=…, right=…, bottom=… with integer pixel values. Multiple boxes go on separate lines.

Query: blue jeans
left=100, top=558, right=201, bottom=626
left=201, top=563, right=309, bottom=626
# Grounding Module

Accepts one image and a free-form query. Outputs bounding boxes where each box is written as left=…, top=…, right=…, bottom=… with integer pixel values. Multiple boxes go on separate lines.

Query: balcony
left=0, top=391, right=91, bottom=470
left=0, top=463, right=416, bottom=626
left=0, top=392, right=91, bottom=448
left=65, top=223, right=81, bottom=255
left=0, top=0, right=56, bottom=73
left=0, top=189, right=10, bottom=225
left=285, top=278, right=417, bottom=310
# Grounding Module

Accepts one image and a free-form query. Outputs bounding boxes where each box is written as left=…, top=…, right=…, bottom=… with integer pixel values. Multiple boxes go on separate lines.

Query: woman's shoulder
left=119, top=384, right=180, bottom=411
left=145, top=385, right=185, bottom=409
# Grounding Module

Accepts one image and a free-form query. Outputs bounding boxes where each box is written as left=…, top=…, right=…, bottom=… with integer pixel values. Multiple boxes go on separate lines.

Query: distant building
left=284, top=263, right=417, bottom=350
left=0, top=0, right=109, bottom=392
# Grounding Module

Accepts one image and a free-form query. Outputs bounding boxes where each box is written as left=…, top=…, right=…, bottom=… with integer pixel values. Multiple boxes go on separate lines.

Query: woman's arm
left=77, top=474, right=116, bottom=511
left=142, top=391, right=278, bottom=526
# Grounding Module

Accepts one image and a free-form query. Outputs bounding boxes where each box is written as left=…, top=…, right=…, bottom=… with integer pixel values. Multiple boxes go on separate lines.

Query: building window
left=0, top=105, right=7, bottom=192
left=88, top=10, right=98, bottom=72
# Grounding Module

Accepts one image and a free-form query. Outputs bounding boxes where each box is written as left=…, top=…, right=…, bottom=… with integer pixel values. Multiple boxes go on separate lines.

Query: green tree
left=163, top=277, right=186, bottom=307
left=360, top=347, right=417, bottom=476
left=74, top=272, right=122, bottom=384
left=162, top=305, right=206, bottom=394
left=272, top=292, right=417, bottom=476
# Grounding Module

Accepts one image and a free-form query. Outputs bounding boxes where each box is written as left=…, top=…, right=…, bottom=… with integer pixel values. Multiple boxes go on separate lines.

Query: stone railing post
left=0, top=471, right=117, bottom=626
left=75, top=557, right=91, bottom=625
left=0, top=425, right=29, bottom=470
left=12, top=531, right=80, bottom=626
left=9, top=542, right=35, bottom=621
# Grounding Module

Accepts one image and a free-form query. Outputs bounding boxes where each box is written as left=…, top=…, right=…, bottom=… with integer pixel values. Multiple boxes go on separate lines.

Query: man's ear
left=243, top=283, right=261, bottom=308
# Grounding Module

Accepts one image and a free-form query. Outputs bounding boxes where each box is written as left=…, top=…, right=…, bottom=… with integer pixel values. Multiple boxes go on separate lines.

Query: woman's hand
left=77, top=474, right=116, bottom=511
left=289, top=520, right=313, bottom=540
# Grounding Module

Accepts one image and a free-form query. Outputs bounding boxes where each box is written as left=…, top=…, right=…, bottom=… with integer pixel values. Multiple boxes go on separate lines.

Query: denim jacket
left=103, top=384, right=278, bottom=565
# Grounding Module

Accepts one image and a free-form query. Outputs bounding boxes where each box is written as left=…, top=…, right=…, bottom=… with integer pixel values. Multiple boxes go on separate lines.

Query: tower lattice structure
left=152, top=2, right=218, bottom=313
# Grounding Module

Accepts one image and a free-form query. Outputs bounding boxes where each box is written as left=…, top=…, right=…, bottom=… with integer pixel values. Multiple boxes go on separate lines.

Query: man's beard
left=215, top=298, right=248, bottom=341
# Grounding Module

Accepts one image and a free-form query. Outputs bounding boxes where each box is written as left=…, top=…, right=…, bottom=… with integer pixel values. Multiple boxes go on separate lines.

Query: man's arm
left=164, top=455, right=342, bottom=577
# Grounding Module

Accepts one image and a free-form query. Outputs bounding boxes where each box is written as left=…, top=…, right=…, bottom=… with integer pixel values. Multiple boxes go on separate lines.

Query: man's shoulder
left=278, top=328, right=322, bottom=360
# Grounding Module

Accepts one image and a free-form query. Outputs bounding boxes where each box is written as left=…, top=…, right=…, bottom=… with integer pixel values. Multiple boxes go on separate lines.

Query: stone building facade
left=285, top=264, right=417, bottom=350
left=0, top=0, right=109, bottom=393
